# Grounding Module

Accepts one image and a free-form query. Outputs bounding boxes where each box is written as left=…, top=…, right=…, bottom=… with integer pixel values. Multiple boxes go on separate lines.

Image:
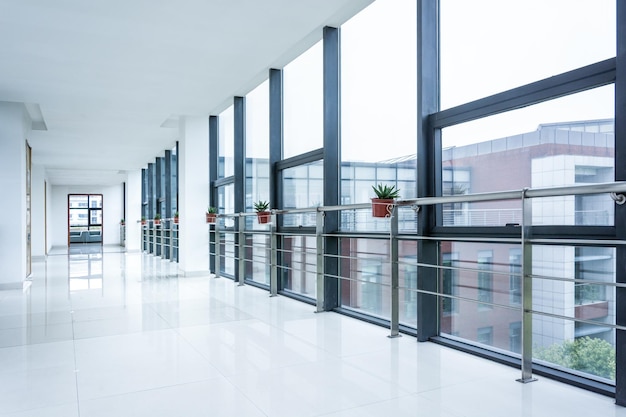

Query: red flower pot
left=206, top=213, right=216, bottom=224
left=371, top=198, right=395, bottom=218
left=257, top=211, right=271, bottom=224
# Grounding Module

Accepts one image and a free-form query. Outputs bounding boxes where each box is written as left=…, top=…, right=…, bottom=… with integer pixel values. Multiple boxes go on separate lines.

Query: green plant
left=207, top=206, right=217, bottom=214
left=154, top=213, right=161, bottom=220
left=534, top=336, right=615, bottom=380
left=173, top=211, right=179, bottom=218
left=141, top=216, right=146, bottom=221
left=120, top=219, right=125, bottom=224
left=253, top=200, right=270, bottom=212
left=372, top=184, right=400, bottom=199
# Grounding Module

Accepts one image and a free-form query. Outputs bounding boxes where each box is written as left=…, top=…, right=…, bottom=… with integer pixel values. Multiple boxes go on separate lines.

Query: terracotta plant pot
left=371, top=198, right=395, bottom=218
left=206, top=213, right=216, bottom=224
left=154, top=219, right=161, bottom=226
left=173, top=217, right=179, bottom=224
left=141, top=220, right=146, bottom=225
left=257, top=211, right=271, bottom=224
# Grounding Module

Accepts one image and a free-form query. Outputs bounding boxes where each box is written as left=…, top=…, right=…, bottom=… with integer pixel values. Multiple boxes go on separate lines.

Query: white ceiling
left=0, top=0, right=373, bottom=185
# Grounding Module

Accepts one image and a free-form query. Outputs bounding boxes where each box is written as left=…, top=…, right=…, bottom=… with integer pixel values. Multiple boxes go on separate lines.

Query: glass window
left=477, top=250, right=493, bottom=309
left=440, top=0, right=615, bottom=109
left=509, top=322, right=522, bottom=354
left=281, top=236, right=317, bottom=299
left=245, top=80, right=270, bottom=224
left=339, top=238, right=389, bottom=319
left=477, top=326, right=493, bottom=346
left=341, top=0, right=417, bottom=206
left=283, top=41, right=323, bottom=158
left=441, top=252, right=459, bottom=316
left=218, top=104, right=234, bottom=179
left=532, top=246, right=615, bottom=382
left=282, top=160, right=323, bottom=227
left=441, top=85, right=614, bottom=226
left=509, top=249, right=522, bottom=305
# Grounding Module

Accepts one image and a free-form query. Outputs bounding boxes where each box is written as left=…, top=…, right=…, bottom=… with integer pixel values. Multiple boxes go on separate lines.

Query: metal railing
left=141, top=219, right=179, bottom=262
left=207, top=181, right=626, bottom=385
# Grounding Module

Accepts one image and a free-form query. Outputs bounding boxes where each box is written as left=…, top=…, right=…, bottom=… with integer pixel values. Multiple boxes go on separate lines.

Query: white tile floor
left=1, top=245, right=625, bottom=417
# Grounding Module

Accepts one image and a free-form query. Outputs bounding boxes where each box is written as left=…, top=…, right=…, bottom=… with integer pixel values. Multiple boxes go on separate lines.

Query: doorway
left=68, top=194, right=103, bottom=245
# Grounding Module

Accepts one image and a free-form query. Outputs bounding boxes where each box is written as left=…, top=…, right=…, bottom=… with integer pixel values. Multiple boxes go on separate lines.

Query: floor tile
left=0, top=248, right=622, bottom=417
left=79, top=379, right=265, bottom=417
left=74, top=329, right=221, bottom=400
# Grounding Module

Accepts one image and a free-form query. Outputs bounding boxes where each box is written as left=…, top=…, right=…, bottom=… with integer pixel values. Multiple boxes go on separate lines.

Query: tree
left=534, top=336, right=615, bottom=380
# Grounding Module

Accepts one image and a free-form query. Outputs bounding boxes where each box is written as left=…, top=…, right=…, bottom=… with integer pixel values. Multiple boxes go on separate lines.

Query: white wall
left=50, top=184, right=124, bottom=247
left=125, top=170, right=142, bottom=252
left=0, top=102, right=30, bottom=289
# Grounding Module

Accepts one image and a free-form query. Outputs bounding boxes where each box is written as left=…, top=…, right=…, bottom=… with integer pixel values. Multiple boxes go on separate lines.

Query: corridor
left=0, top=247, right=623, bottom=417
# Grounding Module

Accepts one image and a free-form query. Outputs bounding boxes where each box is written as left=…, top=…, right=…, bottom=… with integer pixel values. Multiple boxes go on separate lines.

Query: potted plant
left=141, top=216, right=146, bottom=225
left=206, top=206, right=217, bottom=224
left=371, top=184, right=400, bottom=218
left=173, top=211, right=179, bottom=224
left=120, top=219, right=125, bottom=225
left=154, top=213, right=161, bottom=226
left=254, top=200, right=271, bottom=224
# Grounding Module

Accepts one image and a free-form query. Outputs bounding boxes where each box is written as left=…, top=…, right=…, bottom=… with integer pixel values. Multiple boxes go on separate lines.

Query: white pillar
left=125, top=170, right=142, bottom=252
left=178, top=116, right=210, bottom=275
left=0, top=102, right=31, bottom=289
left=31, top=164, right=46, bottom=259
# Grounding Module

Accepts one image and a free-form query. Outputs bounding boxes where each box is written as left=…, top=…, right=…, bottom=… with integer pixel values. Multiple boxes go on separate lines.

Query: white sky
left=236, top=0, right=616, bottom=162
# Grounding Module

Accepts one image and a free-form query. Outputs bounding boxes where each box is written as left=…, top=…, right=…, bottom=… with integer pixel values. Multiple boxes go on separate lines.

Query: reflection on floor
left=0, top=248, right=624, bottom=416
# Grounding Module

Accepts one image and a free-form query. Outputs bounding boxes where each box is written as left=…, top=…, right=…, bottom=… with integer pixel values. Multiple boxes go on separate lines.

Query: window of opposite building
left=477, top=250, right=493, bottom=310
left=440, top=85, right=615, bottom=227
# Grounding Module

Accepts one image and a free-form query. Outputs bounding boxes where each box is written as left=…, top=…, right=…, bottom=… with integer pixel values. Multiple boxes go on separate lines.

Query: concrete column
left=178, top=116, right=210, bottom=275
left=126, top=170, right=143, bottom=252
left=0, top=102, right=31, bottom=289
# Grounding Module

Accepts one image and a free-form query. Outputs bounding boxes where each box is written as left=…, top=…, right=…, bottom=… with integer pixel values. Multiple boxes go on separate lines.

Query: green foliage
left=253, top=200, right=270, bottom=212
left=372, top=183, right=400, bottom=199
left=534, top=336, right=615, bottom=380
left=120, top=219, right=125, bottom=224
left=141, top=216, right=146, bottom=221
left=173, top=211, right=179, bottom=217
left=154, top=213, right=161, bottom=220
left=207, top=206, right=217, bottom=214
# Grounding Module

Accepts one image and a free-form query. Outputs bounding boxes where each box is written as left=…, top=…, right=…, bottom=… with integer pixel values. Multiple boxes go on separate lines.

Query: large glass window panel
left=533, top=244, right=616, bottom=382
left=245, top=80, right=270, bottom=224
left=217, top=184, right=235, bottom=229
left=399, top=241, right=418, bottom=327
left=441, top=86, right=614, bottom=226
left=440, top=0, right=615, bottom=109
left=339, top=238, right=391, bottom=320
left=281, top=236, right=316, bottom=298
left=283, top=41, right=323, bottom=158
left=218, top=105, right=235, bottom=179
left=440, top=241, right=522, bottom=344
left=282, top=161, right=323, bottom=227
left=341, top=0, right=417, bottom=209
left=245, top=234, right=270, bottom=285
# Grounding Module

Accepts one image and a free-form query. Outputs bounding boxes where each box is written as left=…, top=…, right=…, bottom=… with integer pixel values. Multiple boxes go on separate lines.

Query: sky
left=228, top=0, right=616, bottom=162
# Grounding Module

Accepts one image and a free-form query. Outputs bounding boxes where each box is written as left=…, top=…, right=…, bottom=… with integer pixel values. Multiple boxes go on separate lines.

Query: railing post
left=238, top=214, right=245, bottom=286
left=316, top=209, right=325, bottom=313
left=270, top=212, right=278, bottom=296
left=518, top=189, right=537, bottom=383
left=214, top=217, right=221, bottom=278
left=389, top=205, right=400, bottom=338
